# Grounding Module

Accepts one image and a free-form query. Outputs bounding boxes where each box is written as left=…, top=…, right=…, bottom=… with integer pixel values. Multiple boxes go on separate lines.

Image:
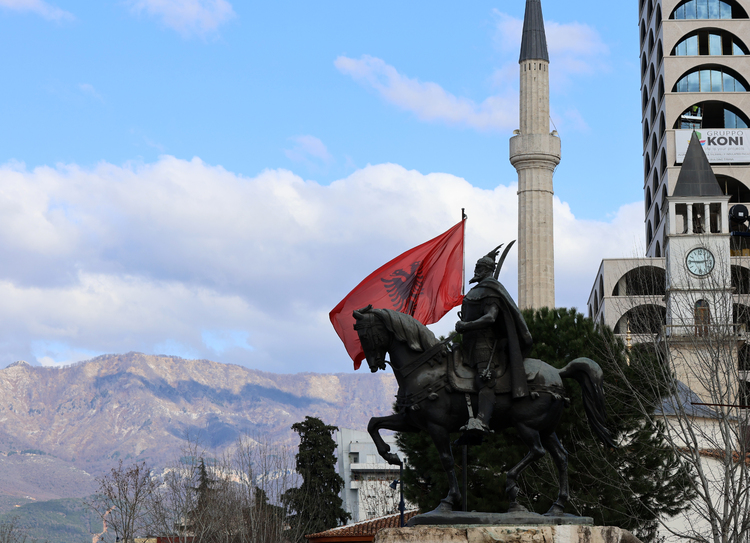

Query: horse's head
left=353, top=305, right=389, bottom=373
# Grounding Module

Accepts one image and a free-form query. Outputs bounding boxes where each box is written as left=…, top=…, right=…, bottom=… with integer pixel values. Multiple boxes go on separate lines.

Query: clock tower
left=665, top=131, right=733, bottom=399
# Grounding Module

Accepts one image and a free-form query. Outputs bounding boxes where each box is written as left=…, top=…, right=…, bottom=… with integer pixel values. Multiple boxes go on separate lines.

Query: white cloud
left=128, top=0, right=235, bottom=36
left=0, top=0, right=73, bottom=21
left=0, top=157, right=642, bottom=372
left=335, top=14, right=608, bottom=133
left=78, top=83, right=104, bottom=102
left=335, top=55, right=517, bottom=131
left=284, top=135, right=333, bottom=166
left=493, top=11, right=609, bottom=87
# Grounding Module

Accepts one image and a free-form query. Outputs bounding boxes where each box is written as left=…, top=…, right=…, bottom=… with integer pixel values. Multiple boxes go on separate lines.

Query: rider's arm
left=455, top=304, right=499, bottom=333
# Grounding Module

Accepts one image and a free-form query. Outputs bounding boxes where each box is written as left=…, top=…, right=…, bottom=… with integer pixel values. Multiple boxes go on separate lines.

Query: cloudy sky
left=0, top=0, right=646, bottom=372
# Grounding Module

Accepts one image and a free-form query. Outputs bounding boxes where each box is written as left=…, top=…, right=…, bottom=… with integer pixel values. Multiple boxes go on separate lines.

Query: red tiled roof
left=306, top=510, right=419, bottom=542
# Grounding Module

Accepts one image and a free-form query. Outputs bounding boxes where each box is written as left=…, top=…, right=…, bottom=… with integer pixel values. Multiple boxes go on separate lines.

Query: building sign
left=675, top=129, right=750, bottom=163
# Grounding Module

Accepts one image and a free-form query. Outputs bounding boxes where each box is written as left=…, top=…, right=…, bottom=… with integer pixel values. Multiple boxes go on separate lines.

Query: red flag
left=330, top=220, right=464, bottom=369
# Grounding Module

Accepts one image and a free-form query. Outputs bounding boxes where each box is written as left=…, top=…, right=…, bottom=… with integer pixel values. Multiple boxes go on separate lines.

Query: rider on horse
left=456, top=246, right=533, bottom=434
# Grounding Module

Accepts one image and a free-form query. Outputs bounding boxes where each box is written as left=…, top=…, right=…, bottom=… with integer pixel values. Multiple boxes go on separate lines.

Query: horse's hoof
left=507, top=503, right=528, bottom=513
left=433, top=499, right=454, bottom=513
left=385, top=453, right=402, bottom=466
left=544, top=504, right=565, bottom=517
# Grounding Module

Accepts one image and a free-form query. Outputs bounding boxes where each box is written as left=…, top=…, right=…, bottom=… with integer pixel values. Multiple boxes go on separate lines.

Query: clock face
left=686, top=247, right=715, bottom=276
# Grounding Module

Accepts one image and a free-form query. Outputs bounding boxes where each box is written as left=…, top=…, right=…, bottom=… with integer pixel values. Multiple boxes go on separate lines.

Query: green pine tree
left=282, top=416, right=350, bottom=541
left=397, top=307, right=694, bottom=542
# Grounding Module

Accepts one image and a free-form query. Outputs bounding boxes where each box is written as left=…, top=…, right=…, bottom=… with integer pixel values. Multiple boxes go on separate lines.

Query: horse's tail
left=559, top=357, right=617, bottom=448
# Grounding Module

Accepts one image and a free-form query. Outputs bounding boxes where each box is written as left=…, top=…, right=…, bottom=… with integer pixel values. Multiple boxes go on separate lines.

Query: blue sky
left=0, top=0, right=647, bottom=372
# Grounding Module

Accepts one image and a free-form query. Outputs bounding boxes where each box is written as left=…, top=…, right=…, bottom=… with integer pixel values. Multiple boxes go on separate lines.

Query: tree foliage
left=397, top=307, right=693, bottom=542
left=282, top=416, right=349, bottom=540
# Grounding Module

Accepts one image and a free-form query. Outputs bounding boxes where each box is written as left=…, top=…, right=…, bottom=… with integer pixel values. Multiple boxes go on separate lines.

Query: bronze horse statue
left=353, top=304, right=615, bottom=515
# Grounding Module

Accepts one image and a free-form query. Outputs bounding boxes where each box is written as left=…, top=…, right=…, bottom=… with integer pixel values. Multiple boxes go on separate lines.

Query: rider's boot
left=475, top=387, right=495, bottom=433
left=461, top=387, right=495, bottom=433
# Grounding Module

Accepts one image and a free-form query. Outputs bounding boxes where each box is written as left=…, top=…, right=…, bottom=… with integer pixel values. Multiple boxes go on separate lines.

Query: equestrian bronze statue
left=353, top=246, right=615, bottom=516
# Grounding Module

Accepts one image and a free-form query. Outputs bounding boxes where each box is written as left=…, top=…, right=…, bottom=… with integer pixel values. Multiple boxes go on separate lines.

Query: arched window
left=656, top=5, right=662, bottom=26
left=718, top=174, right=750, bottom=202
left=671, top=0, right=748, bottom=19
left=650, top=99, right=657, bottom=123
left=673, top=67, right=748, bottom=92
left=645, top=153, right=652, bottom=177
left=673, top=29, right=749, bottom=55
left=654, top=202, right=661, bottom=227
left=653, top=170, right=660, bottom=199
left=641, top=54, right=648, bottom=78
left=657, top=40, right=664, bottom=65
left=594, top=291, right=599, bottom=316
left=648, top=0, right=654, bottom=20
left=674, top=101, right=750, bottom=129
left=661, top=185, right=667, bottom=207
left=651, top=135, right=658, bottom=158
left=647, top=221, right=653, bottom=245
left=644, top=119, right=651, bottom=145
left=732, top=266, right=750, bottom=294
left=646, top=187, right=652, bottom=211
left=659, top=112, right=666, bottom=139
left=655, top=240, right=661, bottom=256
left=695, top=300, right=711, bottom=336
left=612, top=267, right=666, bottom=296
left=641, top=20, right=647, bottom=45
left=650, top=64, right=656, bottom=89
left=615, top=305, right=666, bottom=334
left=642, top=87, right=649, bottom=109
left=649, top=30, right=655, bottom=56
left=658, top=77, right=665, bottom=103
left=660, top=149, right=667, bottom=174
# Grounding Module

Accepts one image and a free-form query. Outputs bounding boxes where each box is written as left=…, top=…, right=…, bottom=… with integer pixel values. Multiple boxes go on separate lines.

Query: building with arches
left=639, top=0, right=750, bottom=259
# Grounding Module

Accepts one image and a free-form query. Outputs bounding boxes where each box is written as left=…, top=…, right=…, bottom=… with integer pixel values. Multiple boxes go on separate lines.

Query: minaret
left=510, top=0, right=560, bottom=310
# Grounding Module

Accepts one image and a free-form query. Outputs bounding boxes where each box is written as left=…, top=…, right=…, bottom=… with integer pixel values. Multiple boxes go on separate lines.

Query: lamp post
left=389, top=460, right=405, bottom=528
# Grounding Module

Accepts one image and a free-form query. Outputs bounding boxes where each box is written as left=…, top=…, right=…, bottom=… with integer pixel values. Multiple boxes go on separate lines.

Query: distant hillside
left=0, top=353, right=397, bottom=500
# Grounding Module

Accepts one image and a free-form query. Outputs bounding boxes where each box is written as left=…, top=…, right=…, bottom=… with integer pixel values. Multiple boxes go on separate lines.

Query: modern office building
left=335, top=428, right=410, bottom=524
left=640, top=0, right=750, bottom=259
left=590, top=0, right=750, bottom=341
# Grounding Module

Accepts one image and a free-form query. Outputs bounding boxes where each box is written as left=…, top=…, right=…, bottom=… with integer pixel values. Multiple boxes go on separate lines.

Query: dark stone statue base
left=406, top=510, right=593, bottom=527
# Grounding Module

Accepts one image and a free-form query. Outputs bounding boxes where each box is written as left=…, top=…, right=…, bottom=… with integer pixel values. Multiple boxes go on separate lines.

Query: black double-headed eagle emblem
left=381, top=261, right=424, bottom=316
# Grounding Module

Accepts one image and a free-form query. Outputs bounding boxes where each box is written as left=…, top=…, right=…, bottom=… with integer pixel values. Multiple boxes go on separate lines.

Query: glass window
left=734, top=41, right=744, bottom=54
left=712, top=70, right=723, bottom=91
left=709, top=0, right=721, bottom=17
left=688, top=71, right=700, bottom=91
left=687, top=35, right=699, bottom=54
left=698, top=0, right=709, bottom=17
left=720, top=0, right=732, bottom=17
left=675, top=69, right=746, bottom=92
left=724, top=71, right=735, bottom=91
left=700, top=70, right=711, bottom=91
left=709, top=33, right=722, bottom=54
left=676, top=3, right=686, bottom=17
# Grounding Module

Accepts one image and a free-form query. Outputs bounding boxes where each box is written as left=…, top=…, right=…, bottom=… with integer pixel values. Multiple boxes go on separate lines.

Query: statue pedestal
left=373, top=525, right=642, bottom=543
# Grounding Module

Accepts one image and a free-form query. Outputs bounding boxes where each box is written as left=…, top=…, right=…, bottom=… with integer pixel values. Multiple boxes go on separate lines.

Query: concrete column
left=687, top=203, right=693, bottom=234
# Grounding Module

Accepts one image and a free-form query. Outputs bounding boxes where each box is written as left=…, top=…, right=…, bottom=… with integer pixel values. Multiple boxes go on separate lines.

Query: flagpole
left=461, top=208, right=467, bottom=296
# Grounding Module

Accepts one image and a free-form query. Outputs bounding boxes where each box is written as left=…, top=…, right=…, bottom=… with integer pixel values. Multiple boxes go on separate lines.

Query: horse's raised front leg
left=367, top=413, right=412, bottom=466
left=541, top=432, right=568, bottom=516
left=505, top=423, right=546, bottom=513
left=425, top=422, right=461, bottom=513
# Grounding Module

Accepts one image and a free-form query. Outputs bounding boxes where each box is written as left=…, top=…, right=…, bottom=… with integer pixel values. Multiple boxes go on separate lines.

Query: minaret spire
left=510, top=0, right=560, bottom=310
left=519, top=0, right=549, bottom=63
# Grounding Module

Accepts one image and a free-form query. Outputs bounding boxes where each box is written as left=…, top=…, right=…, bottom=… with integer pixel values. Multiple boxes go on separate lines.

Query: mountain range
left=0, top=352, right=397, bottom=503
